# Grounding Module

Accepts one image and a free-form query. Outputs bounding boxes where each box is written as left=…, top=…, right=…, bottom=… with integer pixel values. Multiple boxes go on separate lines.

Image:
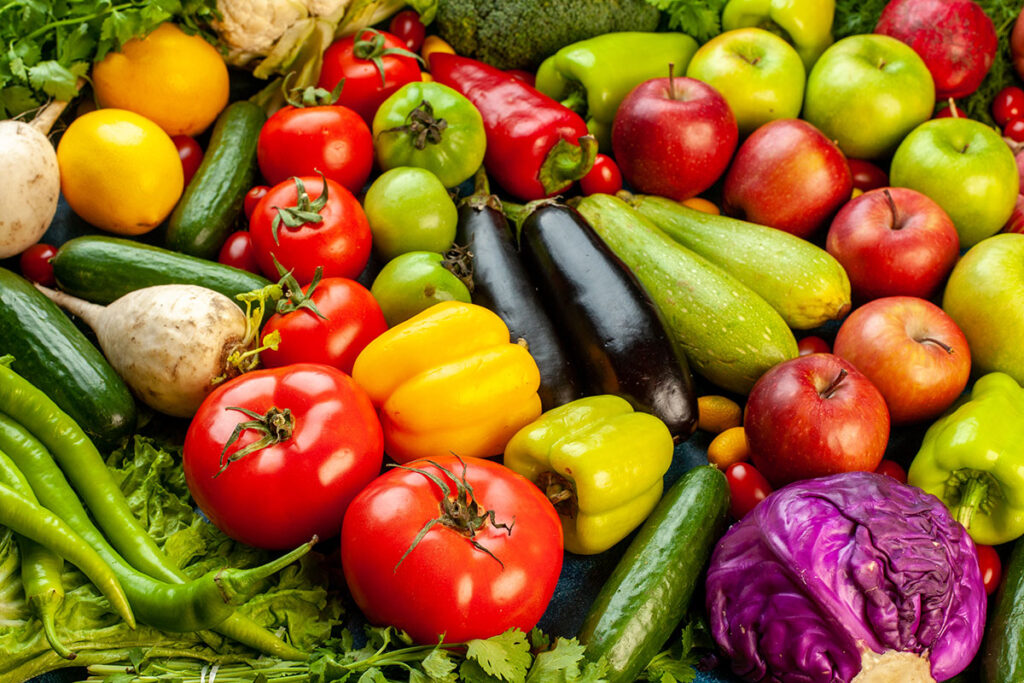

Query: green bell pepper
left=721, top=0, right=835, bottom=69
left=534, top=32, right=699, bottom=151
left=503, top=395, right=673, bottom=555
left=908, top=372, right=1024, bottom=546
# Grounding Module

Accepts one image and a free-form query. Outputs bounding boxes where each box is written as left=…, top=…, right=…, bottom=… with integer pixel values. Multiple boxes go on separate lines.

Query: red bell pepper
left=428, top=52, right=597, bottom=201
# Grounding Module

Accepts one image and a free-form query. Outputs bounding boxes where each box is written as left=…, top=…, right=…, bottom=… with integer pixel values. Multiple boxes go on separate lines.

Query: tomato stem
left=379, top=99, right=448, bottom=150
left=271, top=172, right=330, bottom=244
left=352, top=28, right=424, bottom=88
left=215, top=406, right=295, bottom=477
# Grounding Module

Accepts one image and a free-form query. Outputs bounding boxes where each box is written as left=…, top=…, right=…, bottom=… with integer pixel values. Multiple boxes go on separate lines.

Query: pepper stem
left=213, top=537, right=317, bottom=605
left=537, top=135, right=599, bottom=195
left=953, top=473, right=990, bottom=532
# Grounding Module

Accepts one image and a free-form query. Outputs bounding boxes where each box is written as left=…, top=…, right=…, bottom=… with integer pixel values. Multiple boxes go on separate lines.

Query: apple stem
left=883, top=189, right=901, bottom=230
left=821, top=368, right=848, bottom=399
left=947, top=97, right=959, bottom=119
left=918, top=336, right=955, bottom=354
left=667, top=62, right=676, bottom=100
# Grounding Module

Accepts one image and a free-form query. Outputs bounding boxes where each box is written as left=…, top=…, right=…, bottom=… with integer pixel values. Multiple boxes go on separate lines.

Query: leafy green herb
left=643, top=0, right=729, bottom=43
left=638, top=619, right=716, bottom=683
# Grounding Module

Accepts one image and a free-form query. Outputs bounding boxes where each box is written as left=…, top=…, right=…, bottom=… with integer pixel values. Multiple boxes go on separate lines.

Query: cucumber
left=166, top=101, right=265, bottom=259
left=578, top=465, right=730, bottom=682
left=0, top=267, right=136, bottom=451
left=53, top=236, right=272, bottom=306
left=574, top=193, right=798, bottom=395
left=981, top=539, right=1024, bottom=681
left=629, top=194, right=852, bottom=330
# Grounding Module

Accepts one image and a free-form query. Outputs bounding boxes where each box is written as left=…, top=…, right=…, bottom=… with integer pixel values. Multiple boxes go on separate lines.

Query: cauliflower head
left=214, top=0, right=352, bottom=62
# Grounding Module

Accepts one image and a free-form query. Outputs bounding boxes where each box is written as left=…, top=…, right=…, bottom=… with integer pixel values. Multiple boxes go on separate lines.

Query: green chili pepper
left=908, top=372, right=1024, bottom=546
left=534, top=32, right=699, bottom=150
left=721, top=0, right=835, bottom=69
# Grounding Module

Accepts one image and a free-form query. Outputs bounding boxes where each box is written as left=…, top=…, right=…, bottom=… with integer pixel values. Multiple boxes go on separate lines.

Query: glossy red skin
left=579, top=153, right=623, bottom=195
left=874, top=459, right=908, bottom=484
left=833, top=296, right=971, bottom=425
left=18, top=243, right=57, bottom=286
left=932, top=102, right=970, bottom=119
left=257, top=106, right=373, bottom=193
left=826, top=187, right=960, bottom=301
left=261, top=278, right=387, bottom=374
left=797, top=335, right=831, bottom=356
left=183, top=363, right=383, bottom=549
left=847, top=158, right=888, bottom=192
left=505, top=69, right=536, bottom=87
left=875, top=0, right=997, bottom=99
left=217, top=231, right=261, bottom=275
left=429, top=52, right=592, bottom=201
left=976, top=544, right=1002, bottom=595
left=744, top=353, right=890, bottom=488
left=611, top=77, right=737, bottom=202
left=724, top=462, right=772, bottom=520
left=244, top=186, right=269, bottom=220
left=388, top=10, right=426, bottom=52
left=1014, top=8, right=1024, bottom=81
left=318, top=30, right=421, bottom=124
left=172, top=135, right=203, bottom=186
left=1004, top=194, right=1024, bottom=234
left=1006, top=117, right=1024, bottom=143
left=249, top=176, right=371, bottom=285
left=992, top=86, right=1024, bottom=126
left=341, top=455, right=563, bottom=644
left=723, top=119, right=852, bottom=239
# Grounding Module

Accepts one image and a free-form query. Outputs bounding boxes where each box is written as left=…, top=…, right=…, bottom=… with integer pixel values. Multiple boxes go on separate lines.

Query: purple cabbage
left=705, top=471, right=985, bottom=682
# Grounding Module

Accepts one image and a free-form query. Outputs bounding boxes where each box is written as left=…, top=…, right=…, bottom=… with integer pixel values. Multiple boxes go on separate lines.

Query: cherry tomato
left=993, top=86, right=1024, bottom=127
left=341, top=455, right=563, bottom=644
left=1005, top=116, right=1024, bottom=143
left=171, top=135, right=203, bottom=186
left=18, top=243, right=57, bottom=286
left=847, top=158, right=888, bottom=192
left=249, top=175, right=372, bottom=284
left=261, top=276, right=388, bottom=373
left=257, top=105, right=373, bottom=193
left=579, top=153, right=623, bottom=196
left=874, top=459, right=907, bottom=484
left=318, top=29, right=422, bottom=123
left=797, top=335, right=831, bottom=356
left=388, top=9, right=426, bottom=52
left=244, top=186, right=269, bottom=220
left=725, top=462, right=773, bottom=519
left=217, top=231, right=261, bottom=275
left=183, top=363, right=383, bottom=549
left=505, top=69, right=535, bottom=87
left=976, top=544, right=1002, bottom=596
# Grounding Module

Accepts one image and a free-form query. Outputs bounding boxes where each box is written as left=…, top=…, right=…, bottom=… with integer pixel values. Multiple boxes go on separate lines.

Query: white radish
left=0, top=100, right=70, bottom=258
left=37, top=283, right=271, bottom=418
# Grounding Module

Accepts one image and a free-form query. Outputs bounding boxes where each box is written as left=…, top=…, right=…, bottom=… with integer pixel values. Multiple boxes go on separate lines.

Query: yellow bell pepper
left=504, top=395, right=673, bottom=555
left=351, top=301, right=542, bottom=464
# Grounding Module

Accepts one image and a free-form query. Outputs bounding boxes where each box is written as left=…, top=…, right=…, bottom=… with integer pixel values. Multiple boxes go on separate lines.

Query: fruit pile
left=2, top=0, right=1024, bottom=682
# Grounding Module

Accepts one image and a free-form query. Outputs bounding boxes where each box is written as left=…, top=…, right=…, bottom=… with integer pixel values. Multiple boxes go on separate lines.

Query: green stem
left=214, top=538, right=316, bottom=605
left=953, top=474, right=989, bottom=531
left=537, top=135, right=598, bottom=195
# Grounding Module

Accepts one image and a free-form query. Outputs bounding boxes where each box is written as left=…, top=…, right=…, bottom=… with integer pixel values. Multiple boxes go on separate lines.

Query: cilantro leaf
left=420, top=647, right=459, bottom=681
left=526, top=638, right=587, bottom=683
left=465, top=629, right=532, bottom=683
left=0, top=85, right=39, bottom=118
left=27, top=60, right=87, bottom=100
left=643, top=0, right=728, bottom=43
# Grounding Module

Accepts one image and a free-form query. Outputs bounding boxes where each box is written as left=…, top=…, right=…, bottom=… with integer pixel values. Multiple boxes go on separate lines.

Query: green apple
left=942, top=234, right=1024, bottom=384
left=685, top=28, right=805, bottom=137
left=890, top=118, right=1018, bottom=248
left=803, top=34, right=934, bottom=159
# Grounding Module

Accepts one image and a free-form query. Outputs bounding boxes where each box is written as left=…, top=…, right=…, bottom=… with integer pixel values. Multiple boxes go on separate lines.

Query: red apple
left=875, top=0, right=997, bottom=100
left=833, top=297, right=971, bottom=425
left=825, top=187, right=960, bottom=301
left=744, top=353, right=890, bottom=488
left=1004, top=194, right=1024, bottom=234
left=848, top=158, right=888, bottom=192
left=611, top=75, right=738, bottom=201
left=722, top=119, right=853, bottom=239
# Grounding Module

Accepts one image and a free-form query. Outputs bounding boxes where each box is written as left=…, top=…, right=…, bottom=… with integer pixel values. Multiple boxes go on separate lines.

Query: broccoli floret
left=434, top=0, right=662, bottom=70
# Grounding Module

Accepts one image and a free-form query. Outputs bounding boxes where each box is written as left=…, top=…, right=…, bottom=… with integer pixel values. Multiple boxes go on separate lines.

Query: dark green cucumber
left=578, top=465, right=729, bottom=682
left=0, top=267, right=136, bottom=451
left=166, top=101, right=265, bottom=259
left=53, top=235, right=272, bottom=306
left=981, top=539, right=1024, bottom=681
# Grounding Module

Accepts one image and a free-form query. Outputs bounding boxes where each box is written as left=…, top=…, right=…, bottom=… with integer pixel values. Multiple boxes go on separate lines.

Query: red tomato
left=261, top=277, right=387, bottom=373
left=579, top=153, right=623, bottom=196
left=388, top=9, right=426, bottom=52
left=976, top=544, right=1002, bottom=595
left=249, top=175, right=371, bottom=284
left=797, top=335, right=831, bottom=356
left=725, top=462, right=772, bottom=519
left=217, top=231, right=261, bottom=275
left=1005, top=116, right=1024, bottom=143
left=183, top=363, right=383, bottom=549
left=317, top=29, right=422, bottom=123
left=244, top=185, right=270, bottom=220
left=257, top=105, right=373, bottom=193
left=993, top=86, right=1024, bottom=127
left=171, top=135, right=203, bottom=186
left=341, top=455, right=563, bottom=644
left=873, top=459, right=907, bottom=484
left=847, top=158, right=888, bottom=192
left=18, top=243, right=57, bottom=286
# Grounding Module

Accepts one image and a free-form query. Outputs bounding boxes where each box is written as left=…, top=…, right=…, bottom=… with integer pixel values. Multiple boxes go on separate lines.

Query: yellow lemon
left=92, top=22, right=229, bottom=136
left=57, top=109, right=184, bottom=235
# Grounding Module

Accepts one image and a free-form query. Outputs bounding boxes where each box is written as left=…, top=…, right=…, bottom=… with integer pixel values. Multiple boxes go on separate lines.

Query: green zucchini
left=165, top=101, right=265, bottom=259
left=981, top=539, right=1024, bottom=681
left=53, top=235, right=272, bottom=306
left=0, top=267, right=136, bottom=451
left=578, top=465, right=730, bottom=682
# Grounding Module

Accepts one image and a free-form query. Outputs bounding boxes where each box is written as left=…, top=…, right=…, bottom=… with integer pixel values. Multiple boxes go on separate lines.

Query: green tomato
left=372, top=81, right=486, bottom=188
left=370, top=250, right=472, bottom=327
left=364, top=167, right=458, bottom=262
